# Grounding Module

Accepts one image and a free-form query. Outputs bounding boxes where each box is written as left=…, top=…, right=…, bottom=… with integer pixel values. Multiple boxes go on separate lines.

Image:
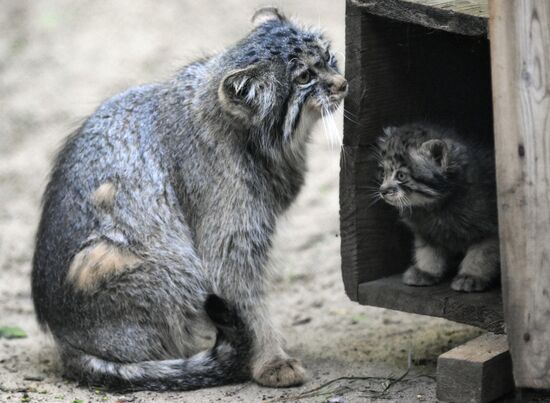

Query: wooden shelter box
left=340, top=0, right=503, bottom=333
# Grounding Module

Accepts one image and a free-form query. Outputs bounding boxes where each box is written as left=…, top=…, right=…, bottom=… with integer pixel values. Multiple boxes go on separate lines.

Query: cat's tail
left=65, top=295, right=252, bottom=391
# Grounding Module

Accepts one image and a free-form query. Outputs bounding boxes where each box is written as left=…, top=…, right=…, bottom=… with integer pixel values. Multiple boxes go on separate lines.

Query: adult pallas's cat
left=32, top=8, right=347, bottom=391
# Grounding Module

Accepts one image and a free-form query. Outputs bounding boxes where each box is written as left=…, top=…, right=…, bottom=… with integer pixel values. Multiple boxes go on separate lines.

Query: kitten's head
left=217, top=8, right=346, bottom=146
left=376, top=124, right=457, bottom=210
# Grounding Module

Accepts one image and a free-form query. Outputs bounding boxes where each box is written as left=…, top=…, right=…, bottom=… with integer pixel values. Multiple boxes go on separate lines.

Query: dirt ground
left=0, top=1, right=507, bottom=402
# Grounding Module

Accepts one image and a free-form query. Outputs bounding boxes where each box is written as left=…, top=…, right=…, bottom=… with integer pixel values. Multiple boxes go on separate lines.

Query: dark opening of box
left=340, top=12, right=503, bottom=333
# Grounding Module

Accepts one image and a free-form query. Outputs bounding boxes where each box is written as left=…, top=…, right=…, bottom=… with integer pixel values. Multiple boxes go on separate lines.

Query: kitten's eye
left=296, top=70, right=312, bottom=85
left=396, top=171, right=407, bottom=181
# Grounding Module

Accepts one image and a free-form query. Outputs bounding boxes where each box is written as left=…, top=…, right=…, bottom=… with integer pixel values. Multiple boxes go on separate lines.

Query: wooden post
left=489, top=0, right=550, bottom=389
left=437, top=333, right=513, bottom=403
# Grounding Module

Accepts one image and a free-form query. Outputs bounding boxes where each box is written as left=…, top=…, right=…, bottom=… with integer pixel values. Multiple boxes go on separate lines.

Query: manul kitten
left=376, top=123, right=499, bottom=292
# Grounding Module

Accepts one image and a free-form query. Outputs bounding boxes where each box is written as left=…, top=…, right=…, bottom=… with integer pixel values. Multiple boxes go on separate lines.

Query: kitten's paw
left=451, top=274, right=491, bottom=292
left=253, top=357, right=306, bottom=387
left=402, top=266, right=441, bottom=286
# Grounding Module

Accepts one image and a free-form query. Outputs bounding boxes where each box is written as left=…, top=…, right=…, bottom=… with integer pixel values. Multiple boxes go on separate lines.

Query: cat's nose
left=331, top=76, right=348, bottom=95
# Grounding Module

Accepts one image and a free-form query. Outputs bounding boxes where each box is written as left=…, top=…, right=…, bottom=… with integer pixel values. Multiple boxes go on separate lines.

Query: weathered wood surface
left=358, top=275, right=504, bottom=333
left=351, top=0, right=488, bottom=36
left=489, top=0, right=550, bottom=389
left=436, top=333, right=513, bottom=402
left=340, top=1, right=363, bottom=301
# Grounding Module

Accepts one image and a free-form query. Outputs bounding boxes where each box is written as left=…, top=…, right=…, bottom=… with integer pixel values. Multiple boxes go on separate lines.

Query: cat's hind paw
left=402, top=265, right=442, bottom=286
left=451, top=274, right=492, bottom=292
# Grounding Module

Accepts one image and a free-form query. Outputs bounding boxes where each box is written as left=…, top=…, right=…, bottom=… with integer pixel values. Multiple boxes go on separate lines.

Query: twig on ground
left=362, top=374, right=437, bottom=399
left=264, top=372, right=420, bottom=402
left=380, top=369, right=409, bottom=394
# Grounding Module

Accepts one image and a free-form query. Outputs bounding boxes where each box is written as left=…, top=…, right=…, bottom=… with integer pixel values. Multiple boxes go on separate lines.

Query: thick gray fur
left=376, top=123, right=499, bottom=292
left=31, top=8, right=347, bottom=391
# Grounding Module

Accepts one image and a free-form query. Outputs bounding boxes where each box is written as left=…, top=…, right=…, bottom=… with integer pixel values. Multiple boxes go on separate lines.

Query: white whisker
left=342, top=110, right=360, bottom=125
left=319, top=109, right=330, bottom=147
left=321, top=107, right=342, bottom=150
left=367, top=195, right=381, bottom=208
left=321, top=111, right=334, bottom=150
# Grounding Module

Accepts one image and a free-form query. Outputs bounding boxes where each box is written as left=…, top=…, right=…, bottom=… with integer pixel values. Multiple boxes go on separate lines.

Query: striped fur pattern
left=375, top=123, right=500, bottom=292
left=61, top=295, right=251, bottom=392
left=31, top=8, right=346, bottom=390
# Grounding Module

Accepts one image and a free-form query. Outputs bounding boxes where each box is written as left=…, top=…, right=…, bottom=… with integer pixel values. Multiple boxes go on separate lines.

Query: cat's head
left=217, top=8, right=346, bottom=146
left=376, top=124, right=458, bottom=210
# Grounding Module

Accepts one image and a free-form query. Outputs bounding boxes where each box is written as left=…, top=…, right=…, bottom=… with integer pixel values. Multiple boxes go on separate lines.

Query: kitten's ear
left=218, top=65, right=275, bottom=124
left=378, top=126, right=396, bottom=147
left=382, top=126, right=397, bottom=137
left=421, top=139, right=448, bottom=168
left=252, top=7, right=285, bottom=27
left=378, top=126, right=398, bottom=145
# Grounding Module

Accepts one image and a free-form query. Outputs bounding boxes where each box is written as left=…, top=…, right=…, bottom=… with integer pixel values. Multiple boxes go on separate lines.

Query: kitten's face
left=377, top=126, right=451, bottom=210
left=219, top=8, right=347, bottom=143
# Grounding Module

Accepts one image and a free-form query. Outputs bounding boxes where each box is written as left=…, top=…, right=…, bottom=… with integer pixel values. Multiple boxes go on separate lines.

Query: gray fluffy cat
left=31, top=8, right=347, bottom=391
left=376, top=123, right=499, bottom=292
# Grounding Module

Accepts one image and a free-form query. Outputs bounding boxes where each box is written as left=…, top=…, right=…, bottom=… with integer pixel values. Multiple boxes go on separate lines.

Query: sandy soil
left=0, top=1, right=490, bottom=402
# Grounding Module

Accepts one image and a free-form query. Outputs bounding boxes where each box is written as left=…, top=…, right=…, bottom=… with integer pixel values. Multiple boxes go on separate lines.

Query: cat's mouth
left=380, top=189, right=412, bottom=209
left=381, top=193, right=402, bottom=206
left=308, top=93, right=345, bottom=114
left=382, top=190, right=441, bottom=209
left=328, top=94, right=345, bottom=112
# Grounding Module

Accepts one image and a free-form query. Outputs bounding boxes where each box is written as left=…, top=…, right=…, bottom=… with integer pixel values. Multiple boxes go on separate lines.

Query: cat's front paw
left=253, top=357, right=306, bottom=387
left=451, top=274, right=492, bottom=292
left=402, top=265, right=441, bottom=286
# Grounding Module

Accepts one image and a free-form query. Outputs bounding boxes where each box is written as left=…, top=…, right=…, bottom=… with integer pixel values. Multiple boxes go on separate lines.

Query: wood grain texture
left=351, top=0, right=487, bottom=36
left=340, top=0, right=364, bottom=301
left=358, top=275, right=504, bottom=333
left=489, top=0, right=550, bottom=389
left=402, top=0, right=488, bottom=17
left=437, top=333, right=513, bottom=402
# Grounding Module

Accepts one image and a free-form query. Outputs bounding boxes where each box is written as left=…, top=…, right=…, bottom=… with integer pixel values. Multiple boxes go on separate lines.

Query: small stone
left=23, top=374, right=46, bottom=382
left=292, top=317, right=312, bottom=326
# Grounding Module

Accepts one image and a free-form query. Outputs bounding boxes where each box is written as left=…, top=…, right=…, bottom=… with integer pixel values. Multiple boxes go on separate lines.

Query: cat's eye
left=296, top=70, right=312, bottom=85
left=396, top=171, right=407, bottom=181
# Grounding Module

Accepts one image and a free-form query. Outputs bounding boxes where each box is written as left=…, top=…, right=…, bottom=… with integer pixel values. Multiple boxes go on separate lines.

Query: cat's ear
left=382, top=126, right=397, bottom=137
left=252, top=7, right=285, bottom=27
left=421, top=139, right=448, bottom=168
left=379, top=126, right=398, bottom=142
left=218, top=65, right=275, bottom=124
left=378, top=126, right=397, bottom=148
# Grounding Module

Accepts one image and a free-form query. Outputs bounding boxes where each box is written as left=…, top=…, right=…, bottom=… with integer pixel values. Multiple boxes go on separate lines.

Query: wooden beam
left=437, top=333, right=513, bottom=403
left=489, top=0, right=550, bottom=389
left=350, top=0, right=488, bottom=36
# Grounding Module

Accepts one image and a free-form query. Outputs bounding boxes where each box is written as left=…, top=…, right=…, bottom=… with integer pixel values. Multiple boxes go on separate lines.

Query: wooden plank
left=436, top=333, right=513, bottom=402
left=340, top=0, right=365, bottom=301
left=351, top=0, right=487, bottom=36
left=489, top=0, right=550, bottom=389
left=358, top=275, right=504, bottom=333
